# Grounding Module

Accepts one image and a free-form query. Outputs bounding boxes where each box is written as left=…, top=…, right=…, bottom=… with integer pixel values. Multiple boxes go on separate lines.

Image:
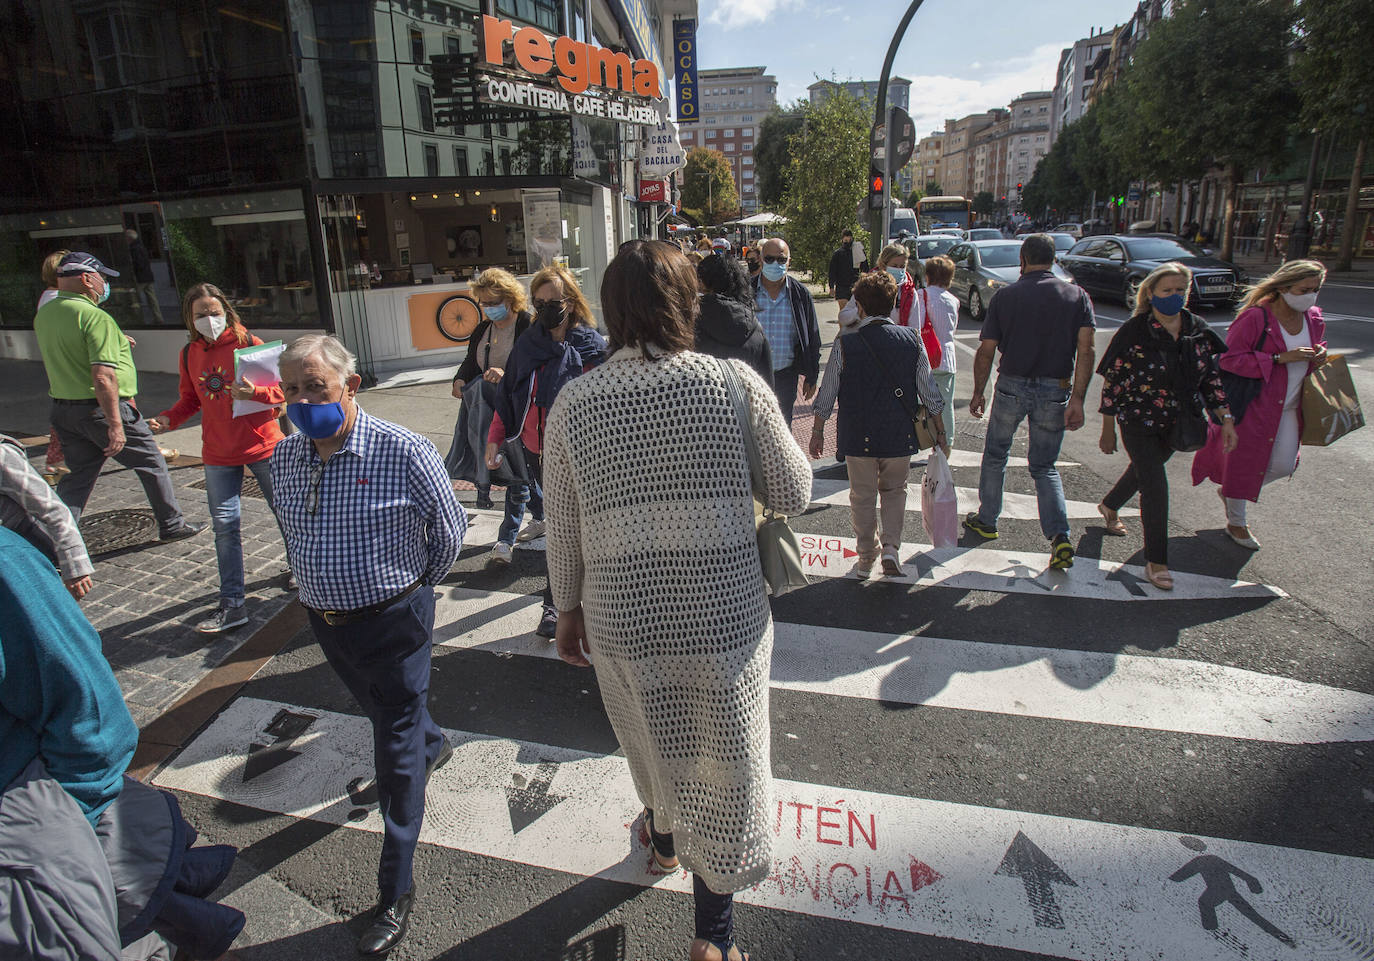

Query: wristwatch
left=1271, top=352, right=1280, bottom=364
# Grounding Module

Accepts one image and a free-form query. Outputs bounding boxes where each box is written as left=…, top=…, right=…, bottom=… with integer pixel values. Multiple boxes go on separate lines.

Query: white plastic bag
left=921, top=448, right=959, bottom=548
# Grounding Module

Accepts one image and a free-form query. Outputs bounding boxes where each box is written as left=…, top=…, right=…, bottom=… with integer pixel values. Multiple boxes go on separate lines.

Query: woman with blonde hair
left=149, top=283, right=286, bottom=632
left=485, top=262, right=605, bottom=637
left=1097, top=263, right=1235, bottom=590
left=837, top=243, right=913, bottom=330
left=446, top=268, right=532, bottom=508
left=1192, top=259, right=1328, bottom=550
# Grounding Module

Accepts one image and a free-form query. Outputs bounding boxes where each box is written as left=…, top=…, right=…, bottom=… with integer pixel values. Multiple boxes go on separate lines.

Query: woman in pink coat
left=1191, top=260, right=1328, bottom=550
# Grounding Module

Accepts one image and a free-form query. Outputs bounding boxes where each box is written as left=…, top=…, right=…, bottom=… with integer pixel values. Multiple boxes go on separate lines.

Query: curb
left=128, top=601, right=307, bottom=782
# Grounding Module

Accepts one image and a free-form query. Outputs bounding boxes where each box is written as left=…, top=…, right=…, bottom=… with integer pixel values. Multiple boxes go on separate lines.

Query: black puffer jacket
left=694, top=293, right=774, bottom=387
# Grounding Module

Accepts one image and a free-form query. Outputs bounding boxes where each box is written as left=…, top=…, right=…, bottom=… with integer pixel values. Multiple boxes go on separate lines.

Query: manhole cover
left=80, top=508, right=158, bottom=555
left=189, top=473, right=266, bottom=499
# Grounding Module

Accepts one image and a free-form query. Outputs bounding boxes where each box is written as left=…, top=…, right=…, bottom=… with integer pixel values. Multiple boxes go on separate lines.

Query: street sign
left=870, top=123, right=887, bottom=165
left=889, top=106, right=916, bottom=171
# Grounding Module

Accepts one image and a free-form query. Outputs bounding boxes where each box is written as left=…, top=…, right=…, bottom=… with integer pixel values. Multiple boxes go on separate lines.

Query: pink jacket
left=1191, top=304, right=1325, bottom=501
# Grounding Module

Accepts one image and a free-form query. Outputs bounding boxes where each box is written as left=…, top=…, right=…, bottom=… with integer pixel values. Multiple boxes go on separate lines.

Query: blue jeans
left=204, top=458, right=275, bottom=606
left=976, top=375, right=1071, bottom=540
left=497, top=442, right=543, bottom=546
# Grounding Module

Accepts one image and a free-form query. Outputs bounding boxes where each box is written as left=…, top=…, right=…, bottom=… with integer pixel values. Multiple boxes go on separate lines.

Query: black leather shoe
left=357, top=888, right=414, bottom=955
left=426, top=737, right=453, bottom=781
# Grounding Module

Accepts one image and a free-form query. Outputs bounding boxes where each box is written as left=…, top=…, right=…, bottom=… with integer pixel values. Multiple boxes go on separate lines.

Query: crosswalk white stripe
left=157, top=696, right=1374, bottom=961
left=812, top=449, right=1082, bottom=471
left=810, top=477, right=1138, bottom=520
left=431, top=588, right=1372, bottom=744
left=458, top=512, right=1281, bottom=602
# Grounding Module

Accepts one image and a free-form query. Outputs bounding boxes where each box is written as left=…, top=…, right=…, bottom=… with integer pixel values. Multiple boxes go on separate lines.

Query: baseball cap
left=56, top=252, right=120, bottom=278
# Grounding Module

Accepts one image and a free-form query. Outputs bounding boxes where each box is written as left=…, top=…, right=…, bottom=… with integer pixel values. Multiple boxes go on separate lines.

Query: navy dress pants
left=307, top=586, right=445, bottom=902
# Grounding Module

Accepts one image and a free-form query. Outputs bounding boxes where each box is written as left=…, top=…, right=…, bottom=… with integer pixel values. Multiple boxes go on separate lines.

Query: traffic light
left=868, top=167, right=885, bottom=211
left=1017, top=182, right=1022, bottom=191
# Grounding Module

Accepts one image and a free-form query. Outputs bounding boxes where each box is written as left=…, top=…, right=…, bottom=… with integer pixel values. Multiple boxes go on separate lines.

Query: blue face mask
left=96, top=277, right=111, bottom=305
left=761, top=261, right=788, bottom=282
left=1151, top=292, right=1186, bottom=315
left=482, top=303, right=508, bottom=322
left=286, top=400, right=347, bottom=440
left=886, top=266, right=908, bottom=284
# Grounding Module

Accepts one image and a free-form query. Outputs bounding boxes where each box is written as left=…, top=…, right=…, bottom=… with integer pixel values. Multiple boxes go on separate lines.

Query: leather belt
left=52, top=398, right=100, bottom=406
left=308, top=579, right=424, bottom=627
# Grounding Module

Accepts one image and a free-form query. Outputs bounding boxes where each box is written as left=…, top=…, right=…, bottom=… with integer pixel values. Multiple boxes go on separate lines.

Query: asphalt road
left=155, top=288, right=1373, bottom=961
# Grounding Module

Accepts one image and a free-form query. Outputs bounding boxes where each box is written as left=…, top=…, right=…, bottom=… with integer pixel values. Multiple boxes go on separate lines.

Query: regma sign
left=481, top=15, right=662, bottom=99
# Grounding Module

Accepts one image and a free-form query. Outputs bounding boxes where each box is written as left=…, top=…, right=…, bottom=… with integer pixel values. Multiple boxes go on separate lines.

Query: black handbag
left=1211, top=314, right=1268, bottom=426
left=1169, top=398, right=1210, bottom=451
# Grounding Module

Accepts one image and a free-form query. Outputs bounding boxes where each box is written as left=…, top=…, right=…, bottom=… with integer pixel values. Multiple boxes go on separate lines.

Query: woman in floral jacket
left=1096, top=263, right=1236, bottom=590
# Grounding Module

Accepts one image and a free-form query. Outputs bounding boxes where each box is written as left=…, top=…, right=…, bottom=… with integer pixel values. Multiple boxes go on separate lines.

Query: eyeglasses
left=762, top=255, right=787, bottom=264
left=306, top=462, right=323, bottom=515
left=531, top=297, right=569, bottom=312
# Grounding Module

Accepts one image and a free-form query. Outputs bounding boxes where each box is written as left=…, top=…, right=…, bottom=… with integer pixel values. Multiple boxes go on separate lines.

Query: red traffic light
left=872, top=175, right=884, bottom=192
left=1017, top=182, right=1022, bottom=190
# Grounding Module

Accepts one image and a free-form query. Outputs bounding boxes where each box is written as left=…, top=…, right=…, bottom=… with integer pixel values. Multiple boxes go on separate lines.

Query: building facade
left=939, top=111, right=1002, bottom=201
left=1051, top=29, right=1115, bottom=142
left=0, top=0, right=693, bottom=379
left=912, top=132, right=944, bottom=194
left=677, top=66, right=776, bottom=214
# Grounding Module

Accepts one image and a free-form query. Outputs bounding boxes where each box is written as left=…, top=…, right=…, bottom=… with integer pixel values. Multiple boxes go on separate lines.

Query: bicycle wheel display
left=436, top=294, right=480, bottom=343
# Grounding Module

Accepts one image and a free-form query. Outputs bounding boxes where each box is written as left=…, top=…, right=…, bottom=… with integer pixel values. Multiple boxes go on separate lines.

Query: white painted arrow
left=430, top=589, right=1374, bottom=744
left=810, top=478, right=1138, bottom=521
left=157, top=697, right=1374, bottom=961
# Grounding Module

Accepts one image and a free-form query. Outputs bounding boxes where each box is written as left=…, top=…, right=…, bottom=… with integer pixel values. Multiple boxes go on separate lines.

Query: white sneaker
left=880, top=549, right=903, bottom=576
left=487, top=541, right=513, bottom=565
left=517, top=519, right=547, bottom=542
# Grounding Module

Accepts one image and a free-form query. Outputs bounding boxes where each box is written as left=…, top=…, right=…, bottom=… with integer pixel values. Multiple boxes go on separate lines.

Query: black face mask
left=538, top=302, right=566, bottom=331
left=843, top=240, right=852, bottom=248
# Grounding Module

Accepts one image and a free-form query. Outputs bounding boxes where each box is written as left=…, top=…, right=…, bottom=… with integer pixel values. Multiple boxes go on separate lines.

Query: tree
left=1296, top=0, right=1374, bottom=269
left=680, top=147, right=740, bottom=225
left=904, top=187, right=924, bottom=208
left=779, top=88, right=871, bottom=278
left=754, top=106, right=805, bottom=209
left=924, top=181, right=943, bottom=197
left=972, top=191, right=996, bottom=217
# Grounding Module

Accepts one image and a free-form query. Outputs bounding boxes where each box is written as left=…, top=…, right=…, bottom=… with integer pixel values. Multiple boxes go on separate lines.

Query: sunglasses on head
left=762, top=255, right=786, bottom=264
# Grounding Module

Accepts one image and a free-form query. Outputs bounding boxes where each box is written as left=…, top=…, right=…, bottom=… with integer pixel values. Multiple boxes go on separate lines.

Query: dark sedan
left=1059, top=235, right=1243, bottom=307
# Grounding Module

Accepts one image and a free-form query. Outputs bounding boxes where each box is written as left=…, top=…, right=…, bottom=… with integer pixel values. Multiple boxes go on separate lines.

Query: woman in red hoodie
left=150, top=283, right=285, bottom=634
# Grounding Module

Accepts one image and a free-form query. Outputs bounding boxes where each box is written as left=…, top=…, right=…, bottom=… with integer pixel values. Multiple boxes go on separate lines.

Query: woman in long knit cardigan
left=543, top=240, right=812, bottom=961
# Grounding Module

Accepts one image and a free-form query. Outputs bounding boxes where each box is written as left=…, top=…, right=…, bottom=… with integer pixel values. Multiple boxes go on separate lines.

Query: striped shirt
left=271, top=408, right=466, bottom=611
left=755, top=284, right=797, bottom=371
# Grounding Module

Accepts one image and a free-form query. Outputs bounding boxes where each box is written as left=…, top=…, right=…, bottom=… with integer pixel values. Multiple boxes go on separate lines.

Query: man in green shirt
left=35, top=253, right=203, bottom=540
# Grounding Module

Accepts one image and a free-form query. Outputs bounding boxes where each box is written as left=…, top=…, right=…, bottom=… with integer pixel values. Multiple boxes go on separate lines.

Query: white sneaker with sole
left=880, top=550, right=902, bottom=576
left=487, top=541, right=513, bottom=565
left=517, top=519, right=547, bottom=542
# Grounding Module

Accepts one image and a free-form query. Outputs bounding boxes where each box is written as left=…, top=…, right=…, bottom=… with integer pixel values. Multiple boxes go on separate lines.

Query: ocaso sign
left=481, top=15, right=661, bottom=99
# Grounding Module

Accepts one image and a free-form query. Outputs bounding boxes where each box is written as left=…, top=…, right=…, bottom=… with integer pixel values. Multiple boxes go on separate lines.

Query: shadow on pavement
left=435, top=876, right=639, bottom=961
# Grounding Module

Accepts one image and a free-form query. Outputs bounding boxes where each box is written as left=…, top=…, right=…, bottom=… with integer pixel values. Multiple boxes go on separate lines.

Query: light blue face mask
left=761, top=261, right=788, bottom=282
left=482, top=303, right=509, bottom=322
left=96, top=277, right=111, bottom=305
left=886, top=266, right=908, bottom=284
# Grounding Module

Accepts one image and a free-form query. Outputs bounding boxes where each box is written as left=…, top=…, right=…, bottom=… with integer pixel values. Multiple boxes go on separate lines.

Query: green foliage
left=923, top=181, right=942, bottom=197
left=166, top=219, right=227, bottom=294
left=680, top=147, right=740, bottom=224
left=779, top=88, right=872, bottom=278
left=972, top=191, right=996, bottom=215
left=754, top=106, right=805, bottom=209
left=904, top=187, right=924, bottom=208
left=1295, top=0, right=1374, bottom=139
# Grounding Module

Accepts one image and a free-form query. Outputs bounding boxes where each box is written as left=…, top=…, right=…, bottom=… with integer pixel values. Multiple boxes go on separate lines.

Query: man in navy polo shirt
left=965, top=234, right=1096, bottom=569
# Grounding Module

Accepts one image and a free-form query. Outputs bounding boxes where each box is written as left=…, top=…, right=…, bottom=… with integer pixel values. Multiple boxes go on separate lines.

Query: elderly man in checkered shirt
left=271, top=334, right=465, bottom=956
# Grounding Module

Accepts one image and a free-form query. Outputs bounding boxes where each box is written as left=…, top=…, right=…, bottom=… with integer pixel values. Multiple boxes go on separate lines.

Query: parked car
left=1058, top=234, right=1242, bottom=308
left=1079, top=218, right=1113, bottom=237
left=1047, top=232, right=1078, bottom=258
left=947, top=240, right=1075, bottom=321
left=1054, top=222, right=1083, bottom=239
left=968, top=227, right=1005, bottom=241
left=889, top=206, right=920, bottom=240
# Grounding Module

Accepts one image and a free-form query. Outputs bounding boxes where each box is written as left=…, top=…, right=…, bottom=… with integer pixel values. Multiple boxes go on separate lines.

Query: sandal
left=1097, top=504, right=1128, bottom=536
left=1145, top=563, right=1174, bottom=591
left=641, top=809, right=679, bottom=871
left=689, top=938, right=749, bottom=961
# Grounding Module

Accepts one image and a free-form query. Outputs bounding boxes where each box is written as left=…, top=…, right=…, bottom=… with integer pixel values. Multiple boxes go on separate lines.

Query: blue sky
left=694, top=0, right=1145, bottom=136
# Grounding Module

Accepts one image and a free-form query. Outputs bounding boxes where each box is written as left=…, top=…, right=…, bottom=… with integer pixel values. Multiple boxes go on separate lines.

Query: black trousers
left=772, top=362, right=802, bottom=425
left=646, top=809, right=735, bottom=945
left=1102, top=426, right=1175, bottom=565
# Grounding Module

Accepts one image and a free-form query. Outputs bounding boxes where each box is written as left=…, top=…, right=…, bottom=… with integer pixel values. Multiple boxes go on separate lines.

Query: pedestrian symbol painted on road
left=1170, top=836, right=1294, bottom=946
left=995, top=831, right=1078, bottom=929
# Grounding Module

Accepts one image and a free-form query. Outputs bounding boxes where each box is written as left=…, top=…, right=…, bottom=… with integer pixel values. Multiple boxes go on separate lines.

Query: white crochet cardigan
left=543, top=347, right=813, bottom=892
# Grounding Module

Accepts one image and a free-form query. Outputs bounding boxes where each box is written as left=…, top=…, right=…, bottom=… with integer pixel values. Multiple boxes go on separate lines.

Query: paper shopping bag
left=921, top=448, right=959, bottom=548
left=1300, top=354, right=1364, bottom=446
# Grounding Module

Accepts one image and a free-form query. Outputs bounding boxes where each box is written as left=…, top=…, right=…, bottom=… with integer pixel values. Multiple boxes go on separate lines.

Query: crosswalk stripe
left=458, top=512, right=1281, bottom=602
left=810, top=478, right=1138, bottom=520
left=156, top=696, right=1374, bottom=961
left=430, top=588, right=1372, bottom=744
left=813, top=450, right=1082, bottom=471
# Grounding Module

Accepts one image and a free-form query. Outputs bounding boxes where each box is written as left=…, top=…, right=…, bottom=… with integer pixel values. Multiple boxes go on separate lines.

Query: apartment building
left=940, top=111, right=1003, bottom=200
left=678, top=66, right=777, bottom=213
left=1051, top=29, right=1115, bottom=142
left=912, top=132, right=944, bottom=193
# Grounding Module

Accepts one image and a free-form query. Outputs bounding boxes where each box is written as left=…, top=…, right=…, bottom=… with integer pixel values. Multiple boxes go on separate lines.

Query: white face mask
left=1281, top=290, right=1318, bottom=313
left=194, top=314, right=227, bottom=341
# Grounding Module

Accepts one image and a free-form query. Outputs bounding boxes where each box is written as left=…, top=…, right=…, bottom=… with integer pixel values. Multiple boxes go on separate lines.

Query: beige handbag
left=718, top=359, right=809, bottom=596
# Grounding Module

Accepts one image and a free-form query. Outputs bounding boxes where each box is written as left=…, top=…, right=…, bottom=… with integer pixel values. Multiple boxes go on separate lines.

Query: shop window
left=445, top=35, right=461, bottom=56
left=455, top=147, right=468, bottom=176
left=417, top=84, right=434, bottom=132
left=496, top=0, right=560, bottom=33
left=424, top=144, right=439, bottom=176
left=410, top=29, right=425, bottom=64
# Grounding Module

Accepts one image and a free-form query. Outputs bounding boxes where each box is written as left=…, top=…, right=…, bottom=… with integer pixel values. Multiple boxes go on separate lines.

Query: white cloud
left=703, top=0, right=804, bottom=30
left=897, top=42, right=1064, bottom=136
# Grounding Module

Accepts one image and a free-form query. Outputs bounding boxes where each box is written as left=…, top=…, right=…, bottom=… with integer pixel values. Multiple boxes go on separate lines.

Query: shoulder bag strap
left=717, top=358, right=767, bottom=506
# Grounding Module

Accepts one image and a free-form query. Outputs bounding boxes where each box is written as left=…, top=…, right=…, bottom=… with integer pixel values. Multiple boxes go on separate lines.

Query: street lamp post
left=1287, top=128, right=1321, bottom=261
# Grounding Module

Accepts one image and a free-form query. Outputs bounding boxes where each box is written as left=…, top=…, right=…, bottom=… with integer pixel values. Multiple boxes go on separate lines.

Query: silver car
left=947, top=240, right=1075, bottom=321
